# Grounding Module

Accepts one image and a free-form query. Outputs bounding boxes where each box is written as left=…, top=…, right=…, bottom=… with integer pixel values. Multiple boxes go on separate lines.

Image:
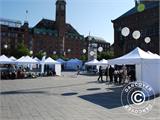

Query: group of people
left=0, top=64, right=37, bottom=79
left=97, top=65, right=136, bottom=84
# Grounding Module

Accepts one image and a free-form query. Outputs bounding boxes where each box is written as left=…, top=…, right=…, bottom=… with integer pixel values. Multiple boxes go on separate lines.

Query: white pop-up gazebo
left=85, top=59, right=99, bottom=66
left=108, top=47, right=160, bottom=96
left=147, top=51, right=160, bottom=59
left=16, top=56, right=38, bottom=64
left=98, top=59, right=108, bottom=66
left=41, top=57, right=61, bottom=76
left=0, top=55, right=15, bottom=64
left=9, top=56, right=17, bottom=61
left=16, top=56, right=39, bottom=70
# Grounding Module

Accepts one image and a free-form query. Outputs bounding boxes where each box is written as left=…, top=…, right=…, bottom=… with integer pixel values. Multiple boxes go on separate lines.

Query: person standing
left=105, top=66, right=109, bottom=82
left=97, top=66, right=103, bottom=82
left=109, top=65, right=114, bottom=83
left=77, top=65, right=80, bottom=75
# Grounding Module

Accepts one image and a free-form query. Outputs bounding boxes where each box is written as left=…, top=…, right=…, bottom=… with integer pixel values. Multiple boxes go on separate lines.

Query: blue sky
left=0, top=0, right=134, bottom=44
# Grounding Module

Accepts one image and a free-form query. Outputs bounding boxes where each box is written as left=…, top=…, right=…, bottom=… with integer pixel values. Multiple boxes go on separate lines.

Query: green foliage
left=11, top=42, right=30, bottom=58
left=80, top=54, right=87, bottom=61
left=97, top=51, right=114, bottom=60
left=50, top=54, right=59, bottom=60
left=34, top=51, right=44, bottom=60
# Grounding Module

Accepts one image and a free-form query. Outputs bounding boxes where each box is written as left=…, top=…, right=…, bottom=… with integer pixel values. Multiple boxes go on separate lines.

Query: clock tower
left=55, top=0, right=66, bottom=55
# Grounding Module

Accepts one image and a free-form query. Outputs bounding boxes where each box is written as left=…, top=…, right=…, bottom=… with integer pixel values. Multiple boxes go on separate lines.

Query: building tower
left=55, top=0, right=66, bottom=55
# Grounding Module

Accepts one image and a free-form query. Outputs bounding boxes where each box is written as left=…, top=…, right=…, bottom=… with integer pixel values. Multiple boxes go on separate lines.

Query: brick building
left=1, top=0, right=110, bottom=59
left=112, top=0, right=159, bottom=57
left=0, top=19, right=32, bottom=56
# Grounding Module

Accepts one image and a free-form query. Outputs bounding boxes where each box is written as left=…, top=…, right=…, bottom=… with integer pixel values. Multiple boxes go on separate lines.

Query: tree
left=97, top=50, right=114, bottom=60
left=11, top=42, right=30, bottom=58
left=80, top=54, right=87, bottom=61
left=34, top=51, right=44, bottom=60
left=50, top=54, right=59, bottom=60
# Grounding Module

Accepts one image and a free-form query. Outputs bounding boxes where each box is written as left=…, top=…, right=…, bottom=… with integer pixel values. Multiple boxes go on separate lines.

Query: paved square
left=0, top=72, right=160, bottom=120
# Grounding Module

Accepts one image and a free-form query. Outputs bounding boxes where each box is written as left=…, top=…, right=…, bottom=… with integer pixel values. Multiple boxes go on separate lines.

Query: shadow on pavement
left=61, top=92, right=78, bottom=96
left=0, top=90, right=47, bottom=95
left=79, top=86, right=125, bottom=109
left=86, top=88, right=101, bottom=91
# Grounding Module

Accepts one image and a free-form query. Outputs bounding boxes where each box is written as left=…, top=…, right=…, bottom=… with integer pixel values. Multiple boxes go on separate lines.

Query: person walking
left=97, top=66, right=103, bottom=82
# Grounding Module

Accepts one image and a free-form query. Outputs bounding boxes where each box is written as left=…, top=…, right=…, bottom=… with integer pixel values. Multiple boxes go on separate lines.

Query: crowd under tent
left=108, top=47, right=160, bottom=96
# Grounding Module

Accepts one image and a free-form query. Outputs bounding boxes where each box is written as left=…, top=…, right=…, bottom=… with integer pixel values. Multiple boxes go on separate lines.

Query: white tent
left=98, top=59, right=108, bottom=65
left=66, top=58, right=82, bottom=70
left=0, top=55, right=14, bottom=64
left=147, top=51, right=160, bottom=59
left=9, top=56, right=17, bottom=61
left=41, top=57, right=61, bottom=76
left=108, top=47, right=160, bottom=96
left=108, top=47, right=154, bottom=65
left=85, top=59, right=99, bottom=66
left=34, top=57, right=40, bottom=62
left=16, top=56, right=38, bottom=64
left=44, top=57, right=60, bottom=64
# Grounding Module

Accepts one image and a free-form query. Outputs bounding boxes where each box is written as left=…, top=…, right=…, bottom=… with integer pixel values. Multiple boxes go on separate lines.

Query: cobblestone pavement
left=0, top=72, right=160, bottom=120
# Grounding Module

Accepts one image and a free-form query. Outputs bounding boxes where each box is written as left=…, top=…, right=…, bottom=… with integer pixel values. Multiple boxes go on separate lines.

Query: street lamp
left=132, top=30, right=141, bottom=40
left=53, top=51, right=57, bottom=55
left=4, top=44, right=8, bottom=55
left=43, top=52, right=46, bottom=56
left=67, top=49, right=71, bottom=53
left=4, top=44, right=8, bottom=49
left=121, top=27, right=130, bottom=37
left=30, top=50, right=33, bottom=55
left=144, top=37, right=151, bottom=44
left=83, top=49, right=87, bottom=54
left=89, top=51, right=95, bottom=56
left=98, top=47, right=103, bottom=52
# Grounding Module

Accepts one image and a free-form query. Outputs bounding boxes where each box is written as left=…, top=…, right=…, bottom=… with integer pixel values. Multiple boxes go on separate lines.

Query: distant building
left=1, top=0, right=110, bottom=59
left=85, top=36, right=110, bottom=60
left=0, top=18, right=32, bottom=56
left=112, top=0, right=159, bottom=57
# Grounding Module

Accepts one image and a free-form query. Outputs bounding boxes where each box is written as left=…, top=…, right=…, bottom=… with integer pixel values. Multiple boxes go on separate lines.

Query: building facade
left=0, top=19, right=32, bottom=56
left=112, top=0, right=159, bottom=57
left=1, top=0, right=110, bottom=59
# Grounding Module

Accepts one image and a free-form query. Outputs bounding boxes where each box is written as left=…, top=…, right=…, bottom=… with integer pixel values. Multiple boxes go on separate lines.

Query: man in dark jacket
left=109, top=65, right=114, bottom=83
left=97, top=66, right=103, bottom=82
